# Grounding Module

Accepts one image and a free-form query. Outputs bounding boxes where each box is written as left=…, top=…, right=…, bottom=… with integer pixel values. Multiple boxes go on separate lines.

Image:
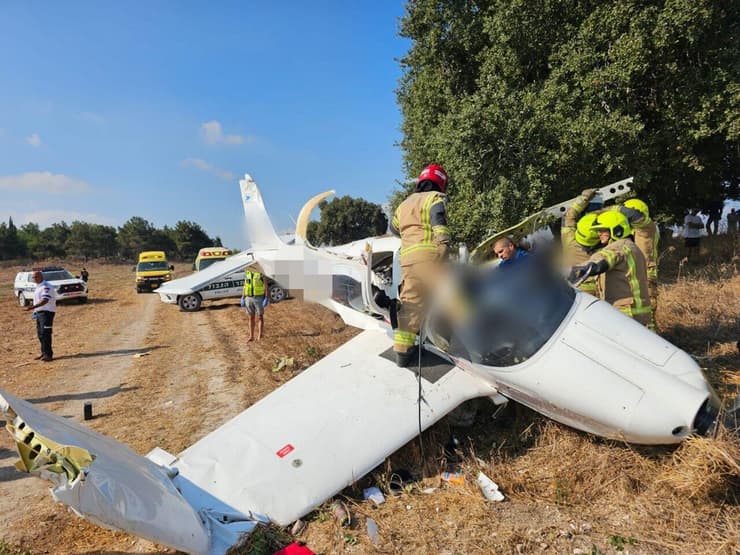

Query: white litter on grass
left=476, top=471, right=505, bottom=502
left=363, top=486, right=385, bottom=505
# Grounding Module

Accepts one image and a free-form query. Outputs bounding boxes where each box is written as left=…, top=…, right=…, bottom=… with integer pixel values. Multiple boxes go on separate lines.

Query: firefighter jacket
left=632, top=219, right=659, bottom=282
left=589, top=239, right=652, bottom=323
left=390, top=191, right=450, bottom=266
left=243, top=270, right=266, bottom=297
left=561, top=192, right=597, bottom=294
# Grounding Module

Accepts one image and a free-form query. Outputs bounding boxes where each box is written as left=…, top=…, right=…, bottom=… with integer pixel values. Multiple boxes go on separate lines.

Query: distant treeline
left=0, top=216, right=222, bottom=262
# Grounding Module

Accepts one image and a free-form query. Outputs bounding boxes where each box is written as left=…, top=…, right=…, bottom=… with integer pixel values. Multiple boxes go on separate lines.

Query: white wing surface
left=174, top=329, right=496, bottom=526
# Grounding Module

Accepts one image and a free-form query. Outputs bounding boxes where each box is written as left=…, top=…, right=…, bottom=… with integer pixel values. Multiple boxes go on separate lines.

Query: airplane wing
left=471, top=177, right=633, bottom=263
left=0, top=331, right=497, bottom=553
left=294, top=189, right=335, bottom=246
left=173, top=329, right=497, bottom=526
left=156, top=252, right=256, bottom=296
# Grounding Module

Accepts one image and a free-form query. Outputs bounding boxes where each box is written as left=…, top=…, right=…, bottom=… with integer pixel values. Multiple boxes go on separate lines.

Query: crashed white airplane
left=0, top=174, right=722, bottom=554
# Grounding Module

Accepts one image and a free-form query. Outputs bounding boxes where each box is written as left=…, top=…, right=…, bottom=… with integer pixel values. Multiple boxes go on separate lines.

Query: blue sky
left=0, top=2, right=410, bottom=249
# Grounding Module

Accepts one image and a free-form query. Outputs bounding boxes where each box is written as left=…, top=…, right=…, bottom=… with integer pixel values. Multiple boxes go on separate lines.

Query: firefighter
left=561, top=188, right=600, bottom=295
left=618, top=198, right=659, bottom=309
left=390, top=164, right=451, bottom=367
left=569, top=210, right=653, bottom=327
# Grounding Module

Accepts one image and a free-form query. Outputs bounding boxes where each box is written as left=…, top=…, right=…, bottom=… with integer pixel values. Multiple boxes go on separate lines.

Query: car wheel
left=77, top=296, right=88, bottom=304
left=179, top=293, right=202, bottom=312
left=269, top=286, right=286, bottom=303
left=18, top=293, right=30, bottom=307
left=136, top=285, right=143, bottom=293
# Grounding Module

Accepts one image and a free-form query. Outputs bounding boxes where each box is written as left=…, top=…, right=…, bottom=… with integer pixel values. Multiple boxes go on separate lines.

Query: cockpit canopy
left=430, top=257, right=575, bottom=367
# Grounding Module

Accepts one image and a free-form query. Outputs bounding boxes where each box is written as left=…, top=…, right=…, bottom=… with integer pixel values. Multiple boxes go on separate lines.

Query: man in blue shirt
left=493, top=237, right=529, bottom=267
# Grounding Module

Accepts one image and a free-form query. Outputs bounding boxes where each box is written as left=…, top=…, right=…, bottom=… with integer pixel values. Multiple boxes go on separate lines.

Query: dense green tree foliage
left=167, top=220, right=217, bottom=260
left=65, top=221, right=119, bottom=259
left=307, top=196, right=388, bottom=246
left=0, top=217, right=221, bottom=261
left=0, top=218, right=25, bottom=260
left=398, top=0, right=739, bottom=243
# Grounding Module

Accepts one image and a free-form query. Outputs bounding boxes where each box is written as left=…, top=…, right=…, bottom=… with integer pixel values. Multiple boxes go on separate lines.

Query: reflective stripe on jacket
left=244, top=271, right=265, bottom=297
left=390, top=191, right=450, bottom=266
left=590, top=239, right=651, bottom=318
left=632, top=220, right=659, bottom=280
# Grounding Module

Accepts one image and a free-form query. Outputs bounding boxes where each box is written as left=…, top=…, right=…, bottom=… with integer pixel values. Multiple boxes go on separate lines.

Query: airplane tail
left=239, top=174, right=282, bottom=251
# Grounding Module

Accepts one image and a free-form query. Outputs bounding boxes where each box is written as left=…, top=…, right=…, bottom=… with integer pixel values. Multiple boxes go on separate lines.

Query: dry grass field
left=0, top=235, right=738, bottom=555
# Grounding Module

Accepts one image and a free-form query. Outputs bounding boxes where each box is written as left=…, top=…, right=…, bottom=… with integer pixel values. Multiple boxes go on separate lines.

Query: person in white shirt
left=24, top=270, right=57, bottom=361
left=683, top=209, right=704, bottom=260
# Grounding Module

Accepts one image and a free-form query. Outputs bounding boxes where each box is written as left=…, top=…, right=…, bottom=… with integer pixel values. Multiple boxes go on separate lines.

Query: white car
left=156, top=254, right=286, bottom=312
left=14, top=266, right=89, bottom=306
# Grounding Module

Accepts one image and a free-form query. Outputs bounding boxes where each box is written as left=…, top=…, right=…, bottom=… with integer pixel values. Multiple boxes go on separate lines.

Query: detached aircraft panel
left=0, top=389, right=211, bottom=555
left=174, top=329, right=496, bottom=526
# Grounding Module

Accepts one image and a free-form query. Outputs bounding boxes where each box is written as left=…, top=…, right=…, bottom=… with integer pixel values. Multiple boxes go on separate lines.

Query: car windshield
left=198, top=258, right=226, bottom=271
left=138, top=261, right=169, bottom=271
left=42, top=270, right=75, bottom=281
left=439, top=257, right=575, bottom=367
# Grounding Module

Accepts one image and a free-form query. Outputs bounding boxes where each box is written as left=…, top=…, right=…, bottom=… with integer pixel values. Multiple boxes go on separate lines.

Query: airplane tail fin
left=240, top=174, right=282, bottom=251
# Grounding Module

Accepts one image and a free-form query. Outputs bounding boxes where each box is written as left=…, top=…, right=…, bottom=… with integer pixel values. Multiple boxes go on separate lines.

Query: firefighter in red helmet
left=390, top=164, right=451, bottom=366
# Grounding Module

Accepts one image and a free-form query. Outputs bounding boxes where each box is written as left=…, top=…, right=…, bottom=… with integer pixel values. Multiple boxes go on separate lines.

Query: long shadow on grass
left=0, top=464, right=29, bottom=483
left=26, top=384, right=139, bottom=404
left=52, top=345, right=168, bottom=360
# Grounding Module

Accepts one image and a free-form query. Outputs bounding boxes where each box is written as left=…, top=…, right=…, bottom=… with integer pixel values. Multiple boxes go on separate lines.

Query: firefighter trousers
left=394, top=260, right=441, bottom=354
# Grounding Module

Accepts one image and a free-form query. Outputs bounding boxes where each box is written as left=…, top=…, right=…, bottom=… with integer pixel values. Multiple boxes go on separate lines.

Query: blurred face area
left=597, top=229, right=611, bottom=244
left=32, top=271, right=43, bottom=284
left=494, top=238, right=516, bottom=260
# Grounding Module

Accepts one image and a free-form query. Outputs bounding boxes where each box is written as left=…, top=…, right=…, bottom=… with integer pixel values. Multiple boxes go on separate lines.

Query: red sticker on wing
left=276, top=444, right=295, bottom=458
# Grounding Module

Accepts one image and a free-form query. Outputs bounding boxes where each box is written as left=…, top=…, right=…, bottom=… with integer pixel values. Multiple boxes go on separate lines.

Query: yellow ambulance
left=192, top=247, right=233, bottom=271
left=135, top=251, right=173, bottom=293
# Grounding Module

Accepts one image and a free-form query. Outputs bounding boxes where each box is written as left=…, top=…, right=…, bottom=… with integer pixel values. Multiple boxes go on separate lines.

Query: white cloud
left=181, top=158, right=234, bottom=181
left=200, top=120, right=252, bottom=145
left=0, top=172, right=91, bottom=193
left=26, top=133, right=42, bottom=147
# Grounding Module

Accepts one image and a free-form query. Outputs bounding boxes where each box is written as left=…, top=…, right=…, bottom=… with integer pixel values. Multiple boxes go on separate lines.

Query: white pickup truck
left=14, top=266, right=89, bottom=306
left=155, top=253, right=286, bottom=312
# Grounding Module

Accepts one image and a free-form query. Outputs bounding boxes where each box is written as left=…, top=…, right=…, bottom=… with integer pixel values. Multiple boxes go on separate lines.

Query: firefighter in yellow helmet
left=561, top=188, right=600, bottom=295
left=569, top=210, right=653, bottom=327
left=619, top=198, right=659, bottom=309
left=389, top=164, right=451, bottom=367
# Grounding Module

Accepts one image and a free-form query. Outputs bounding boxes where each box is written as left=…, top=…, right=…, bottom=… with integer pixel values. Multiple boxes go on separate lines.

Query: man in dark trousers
left=24, top=270, right=57, bottom=361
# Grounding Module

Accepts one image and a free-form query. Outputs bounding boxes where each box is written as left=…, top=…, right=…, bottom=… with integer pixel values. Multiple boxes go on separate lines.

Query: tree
left=168, top=221, right=215, bottom=260
left=37, top=222, right=70, bottom=259
left=307, top=196, right=388, bottom=246
left=65, top=221, right=118, bottom=259
left=18, top=223, right=41, bottom=259
left=0, top=217, right=25, bottom=259
left=118, top=217, right=158, bottom=259
left=398, top=0, right=739, bottom=244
